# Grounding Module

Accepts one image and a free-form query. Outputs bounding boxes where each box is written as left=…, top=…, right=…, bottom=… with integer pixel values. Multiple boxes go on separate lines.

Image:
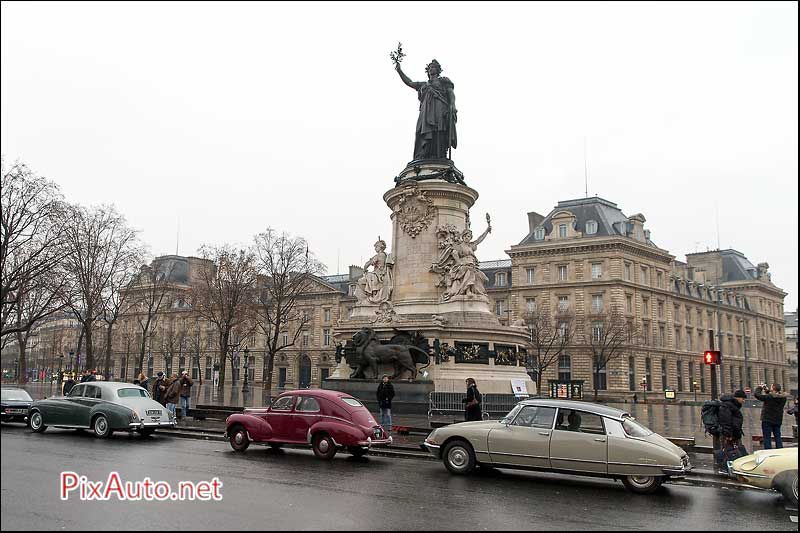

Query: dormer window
left=496, top=272, right=508, bottom=287
left=585, top=220, right=598, bottom=235
left=559, top=224, right=568, bottom=238
left=534, top=227, right=545, bottom=241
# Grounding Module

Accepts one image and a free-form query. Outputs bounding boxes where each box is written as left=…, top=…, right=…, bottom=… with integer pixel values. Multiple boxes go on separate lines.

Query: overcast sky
left=2, top=1, right=797, bottom=309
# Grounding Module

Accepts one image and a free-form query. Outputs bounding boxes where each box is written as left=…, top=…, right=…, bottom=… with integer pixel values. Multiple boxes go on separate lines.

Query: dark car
left=1, top=388, right=34, bottom=424
left=225, top=390, right=392, bottom=459
left=29, top=381, right=176, bottom=438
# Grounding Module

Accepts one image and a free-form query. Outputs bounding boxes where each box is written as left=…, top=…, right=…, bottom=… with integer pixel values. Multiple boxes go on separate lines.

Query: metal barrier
left=428, top=392, right=527, bottom=420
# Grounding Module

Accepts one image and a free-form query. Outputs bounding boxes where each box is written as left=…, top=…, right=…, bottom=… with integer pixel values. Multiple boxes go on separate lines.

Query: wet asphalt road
left=1, top=424, right=796, bottom=531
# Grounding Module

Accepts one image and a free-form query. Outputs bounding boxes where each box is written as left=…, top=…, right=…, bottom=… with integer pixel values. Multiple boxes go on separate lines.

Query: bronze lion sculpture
left=351, top=327, right=429, bottom=380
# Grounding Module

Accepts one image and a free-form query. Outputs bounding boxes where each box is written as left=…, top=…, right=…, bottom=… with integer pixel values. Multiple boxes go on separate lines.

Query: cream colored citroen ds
left=423, top=399, right=691, bottom=494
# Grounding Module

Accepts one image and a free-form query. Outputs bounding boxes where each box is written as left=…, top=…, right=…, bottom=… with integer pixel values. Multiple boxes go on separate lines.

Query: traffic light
left=703, top=350, right=720, bottom=365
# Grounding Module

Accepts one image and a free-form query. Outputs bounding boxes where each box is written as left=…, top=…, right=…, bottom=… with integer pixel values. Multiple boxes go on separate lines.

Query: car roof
left=74, top=381, right=142, bottom=391
left=520, top=398, right=629, bottom=420
left=279, top=389, right=356, bottom=401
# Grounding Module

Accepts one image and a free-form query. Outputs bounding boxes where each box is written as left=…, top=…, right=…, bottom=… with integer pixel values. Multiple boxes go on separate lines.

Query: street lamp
left=242, top=347, right=250, bottom=393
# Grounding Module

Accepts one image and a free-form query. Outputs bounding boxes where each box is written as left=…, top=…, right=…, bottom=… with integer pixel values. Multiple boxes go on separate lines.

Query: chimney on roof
left=628, top=213, right=646, bottom=242
left=527, top=212, right=545, bottom=233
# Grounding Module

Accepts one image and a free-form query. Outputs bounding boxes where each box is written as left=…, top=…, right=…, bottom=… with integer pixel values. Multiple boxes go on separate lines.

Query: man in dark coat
left=152, top=372, right=165, bottom=405
left=62, top=373, right=76, bottom=396
left=717, top=390, right=747, bottom=469
left=376, top=375, right=395, bottom=435
left=462, top=377, right=482, bottom=422
left=754, top=383, right=788, bottom=449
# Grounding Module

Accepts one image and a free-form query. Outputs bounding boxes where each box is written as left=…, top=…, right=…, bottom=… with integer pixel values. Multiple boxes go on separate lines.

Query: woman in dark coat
left=462, top=378, right=482, bottom=421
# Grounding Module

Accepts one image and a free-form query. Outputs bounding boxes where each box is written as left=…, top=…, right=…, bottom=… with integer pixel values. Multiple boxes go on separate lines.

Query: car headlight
left=755, top=454, right=777, bottom=467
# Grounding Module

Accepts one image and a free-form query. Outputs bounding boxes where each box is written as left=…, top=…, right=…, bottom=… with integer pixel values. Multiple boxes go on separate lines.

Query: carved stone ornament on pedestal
left=370, top=301, right=401, bottom=324
left=394, top=184, right=436, bottom=238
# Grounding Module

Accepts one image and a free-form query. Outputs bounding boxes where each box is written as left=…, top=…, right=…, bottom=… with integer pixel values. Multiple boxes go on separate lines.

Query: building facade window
left=495, top=300, right=506, bottom=316
left=626, top=294, right=633, bottom=313
left=689, top=362, right=695, bottom=392
left=526, top=268, right=535, bottom=284
left=323, top=308, right=331, bottom=322
left=534, top=227, right=545, bottom=240
left=205, top=357, right=212, bottom=380
left=559, top=224, right=567, bottom=238
left=594, top=364, right=607, bottom=391
left=645, top=358, right=652, bottom=391
left=558, top=265, right=568, bottom=281
left=642, top=297, right=649, bottom=316
left=640, top=266, right=649, bottom=285
left=323, top=329, right=331, bottom=347
left=302, top=332, right=310, bottom=347
left=661, top=358, right=668, bottom=390
left=278, top=367, right=287, bottom=388
left=659, top=325, right=666, bottom=347
left=526, top=298, right=537, bottom=313
left=677, top=360, right=683, bottom=392
left=687, top=331, right=692, bottom=352
left=496, top=272, right=507, bottom=286
left=558, top=296, right=569, bottom=312
left=592, top=321, right=603, bottom=342
left=591, top=263, right=602, bottom=280
left=592, top=294, right=603, bottom=314
left=628, top=356, right=636, bottom=391
left=282, top=332, right=289, bottom=346
left=624, top=262, right=632, bottom=281
left=558, top=355, right=571, bottom=382
left=585, top=220, right=598, bottom=234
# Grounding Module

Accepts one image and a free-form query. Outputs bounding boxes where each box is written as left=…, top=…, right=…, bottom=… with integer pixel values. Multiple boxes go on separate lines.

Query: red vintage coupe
left=225, top=390, right=392, bottom=459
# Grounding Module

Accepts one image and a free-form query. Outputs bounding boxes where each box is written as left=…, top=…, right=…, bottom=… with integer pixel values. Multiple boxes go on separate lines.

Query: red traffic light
left=703, top=350, right=720, bottom=365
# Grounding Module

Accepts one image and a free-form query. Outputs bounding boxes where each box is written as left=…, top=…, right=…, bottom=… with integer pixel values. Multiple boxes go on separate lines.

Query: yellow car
left=729, top=447, right=798, bottom=507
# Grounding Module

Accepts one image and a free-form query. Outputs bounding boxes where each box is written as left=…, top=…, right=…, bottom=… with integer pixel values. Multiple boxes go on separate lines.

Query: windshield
left=1, top=389, right=32, bottom=401
left=501, top=404, right=523, bottom=424
left=340, top=397, right=364, bottom=408
left=622, top=416, right=653, bottom=437
left=117, top=388, right=149, bottom=399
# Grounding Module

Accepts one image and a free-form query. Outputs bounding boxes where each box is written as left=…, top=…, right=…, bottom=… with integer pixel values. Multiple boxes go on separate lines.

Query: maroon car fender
left=226, top=413, right=273, bottom=441
left=308, top=420, right=365, bottom=446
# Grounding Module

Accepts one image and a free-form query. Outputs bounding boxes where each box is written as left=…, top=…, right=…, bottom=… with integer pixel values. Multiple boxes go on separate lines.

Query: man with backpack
left=717, top=390, right=747, bottom=470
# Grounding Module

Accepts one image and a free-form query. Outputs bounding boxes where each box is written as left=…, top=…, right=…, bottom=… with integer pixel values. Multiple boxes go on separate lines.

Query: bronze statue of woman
left=395, top=59, right=457, bottom=161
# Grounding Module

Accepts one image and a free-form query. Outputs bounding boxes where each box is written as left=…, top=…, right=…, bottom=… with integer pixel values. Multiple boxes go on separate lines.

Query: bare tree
left=117, top=318, right=138, bottom=381
left=189, top=245, right=258, bottom=390
left=1, top=160, right=68, bottom=339
left=185, top=317, right=207, bottom=385
left=583, top=304, right=640, bottom=400
left=61, top=204, right=139, bottom=372
left=158, top=316, right=188, bottom=377
left=523, top=308, right=575, bottom=395
left=253, top=229, right=325, bottom=400
left=128, top=261, right=174, bottom=377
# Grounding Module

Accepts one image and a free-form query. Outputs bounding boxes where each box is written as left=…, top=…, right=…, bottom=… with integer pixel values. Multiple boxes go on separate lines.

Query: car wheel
left=775, top=470, right=798, bottom=508
left=138, top=428, right=155, bottom=438
left=29, top=411, right=47, bottom=433
left=268, top=442, right=283, bottom=450
left=229, top=425, right=250, bottom=452
left=443, top=440, right=475, bottom=475
left=93, top=415, right=113, bottom=439
left=312, top=433, right=337, bottom=460
left=348, top=446, right=367, bottom=458
left=621, top=475, right=663, bottom=495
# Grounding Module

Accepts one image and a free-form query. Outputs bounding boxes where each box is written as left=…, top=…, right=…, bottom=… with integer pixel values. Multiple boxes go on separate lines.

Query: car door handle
left=538, top=431, right=550, bottom=436
left=594, top=438, right=606, bottom=442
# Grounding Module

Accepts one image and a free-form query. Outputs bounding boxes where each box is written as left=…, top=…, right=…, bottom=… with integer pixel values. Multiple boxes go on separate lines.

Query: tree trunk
left=138, top=333, right=147, bottom=377
left=104, top=324, right=114, bottom=379
left=76, top=327, right=85, bottom=372
left=16, top=335, right=28, bottom=384
left=217, top=331, right=229, bottom=390
left=536, top=373, right=543, bottom=398
left=264, top=351, right=276, bottom=402
left=84, top=319, right=94, bottom=371
left=196, top=352, right=203, bottom=385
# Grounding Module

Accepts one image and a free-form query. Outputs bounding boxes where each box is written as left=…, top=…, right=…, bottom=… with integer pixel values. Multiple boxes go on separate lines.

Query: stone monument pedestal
left=331, top=164, right=535, bottom=397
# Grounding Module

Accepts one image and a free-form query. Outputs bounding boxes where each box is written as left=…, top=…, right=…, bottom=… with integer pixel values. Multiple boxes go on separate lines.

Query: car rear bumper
left=128, top=421, right=177, bottom=429
left=356, top=436, right=393, bottom=448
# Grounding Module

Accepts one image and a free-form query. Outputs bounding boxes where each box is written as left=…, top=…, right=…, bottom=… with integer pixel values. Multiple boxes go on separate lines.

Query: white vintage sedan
left=423, top=398, right=691, bottom=494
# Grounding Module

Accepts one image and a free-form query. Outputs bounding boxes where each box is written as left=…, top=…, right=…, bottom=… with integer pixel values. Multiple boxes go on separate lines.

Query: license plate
left=146, top=410, right=162, bottom=416
left=6, top=409, right=25, bottom=414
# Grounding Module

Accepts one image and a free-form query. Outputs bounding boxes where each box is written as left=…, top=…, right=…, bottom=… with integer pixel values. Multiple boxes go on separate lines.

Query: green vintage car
left=29, top=381, right=176, bottom=438
left=423, top=398, right=691, bottom=495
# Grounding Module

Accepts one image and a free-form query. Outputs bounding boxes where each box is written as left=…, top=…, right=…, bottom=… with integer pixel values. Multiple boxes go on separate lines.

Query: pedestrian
left=754, top=383, right=787, bottom=449
left=717, top=389, right=747, bottom=469
left=179, top=370, right=193, bottom=416
left=79, top=370, right=89, bottom=383
left=62, top=373, right=76, bottom=396
left=138, top=372, right=149, bottom=392
left=163, top=374, right=181, bottom=417
left=462, top=377, right=482, bottom=421
left=786, top=396, right=799, bottom=428
left=152, top=371, right=166, bottom=405
left=86, top=370, right=97, bottom=382
left=632, top=393, right=638, bottom=404
left=376, top=374, right=395, bottom=435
